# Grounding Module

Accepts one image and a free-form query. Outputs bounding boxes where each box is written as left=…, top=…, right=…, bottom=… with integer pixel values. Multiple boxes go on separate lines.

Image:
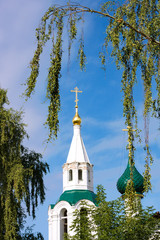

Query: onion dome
left=72, top=106, right=81, bottom=125
left=117, top=161, right=144, bottom=196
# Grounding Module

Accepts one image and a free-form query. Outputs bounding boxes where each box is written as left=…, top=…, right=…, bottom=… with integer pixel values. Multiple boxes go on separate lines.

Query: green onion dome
left=117, top=161, right=144, bottom=195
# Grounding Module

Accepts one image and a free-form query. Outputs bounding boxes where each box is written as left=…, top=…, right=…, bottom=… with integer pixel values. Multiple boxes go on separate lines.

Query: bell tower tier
left=63, top=88, right=94, bottom=192
left=63, top=162, right=93, bottom=192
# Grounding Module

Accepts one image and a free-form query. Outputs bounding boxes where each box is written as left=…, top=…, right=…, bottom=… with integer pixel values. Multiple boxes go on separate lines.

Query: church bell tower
left=48, top=87, right=96, bottom=240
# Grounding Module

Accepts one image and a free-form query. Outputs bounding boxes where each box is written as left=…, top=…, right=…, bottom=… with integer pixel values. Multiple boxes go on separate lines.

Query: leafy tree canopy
left=24, top=0, right=160, bottom=193
left=21, top=226, right=44, bottom=240
left=66, top=185, right=160, bottom=240
left=0, top=88, right=49, bottom=240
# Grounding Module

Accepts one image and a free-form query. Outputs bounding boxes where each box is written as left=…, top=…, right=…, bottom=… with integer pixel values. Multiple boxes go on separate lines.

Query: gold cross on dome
left=122, top=126, right=136, bottom=132
left=122, top=126, right=136, bottom=160
left=71, top=87, right=82, bottom=107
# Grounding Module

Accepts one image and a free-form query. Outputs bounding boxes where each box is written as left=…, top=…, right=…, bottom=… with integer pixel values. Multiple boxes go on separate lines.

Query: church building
left=48, top=87, right=97, bottom=240
left=48, top=88, right=151, bottom=240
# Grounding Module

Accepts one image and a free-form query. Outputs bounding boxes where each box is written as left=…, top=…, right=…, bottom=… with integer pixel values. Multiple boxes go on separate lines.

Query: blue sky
left=0, top=0, right=160, bottom=239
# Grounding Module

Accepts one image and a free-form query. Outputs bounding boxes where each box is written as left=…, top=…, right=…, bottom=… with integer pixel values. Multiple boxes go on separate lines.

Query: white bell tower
left=48, top=87, right=96, bottom=240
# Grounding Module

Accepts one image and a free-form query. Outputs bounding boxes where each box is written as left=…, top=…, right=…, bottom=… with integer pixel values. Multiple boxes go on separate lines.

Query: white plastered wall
left=48, top=199, right=96, bottom=240
left=63, top=162, right=93, bottom=192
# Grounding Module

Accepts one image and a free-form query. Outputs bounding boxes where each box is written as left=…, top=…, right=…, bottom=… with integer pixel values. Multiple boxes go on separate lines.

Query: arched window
left=78, top=169, right=82, bottom=180
left=80, top=207, right=87, bottom=217
left=88, top=170, right=90, bottom=182
left=63, top=210, right=67, bottom=234
left=69, top=169, right=73, bottom=181
left=60, top=208, right=68, bottom=240
left=80, top=208, right=88, bottom=239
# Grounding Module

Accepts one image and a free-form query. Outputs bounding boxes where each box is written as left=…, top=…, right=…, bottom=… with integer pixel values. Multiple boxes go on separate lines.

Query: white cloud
left=90, top=134, right=124, bottom=154
left=0, top=0, right=48, bottom=107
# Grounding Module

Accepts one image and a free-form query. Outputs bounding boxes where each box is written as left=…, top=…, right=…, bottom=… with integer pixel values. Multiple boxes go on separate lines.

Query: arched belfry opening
left=69, top=169, right=73, bottom=181
left=78, top=169, right=82, bottom=180
left=80, top=207, right=87, bottom=218
left=60, top=208, right=68, bottom=240
left=79, top=207, right=88, bottom=239
left=88, top=169, right=90, bottom=182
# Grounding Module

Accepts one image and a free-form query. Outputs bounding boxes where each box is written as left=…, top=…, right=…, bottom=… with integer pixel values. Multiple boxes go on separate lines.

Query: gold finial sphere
left=72, top=107, right=82, bottom=125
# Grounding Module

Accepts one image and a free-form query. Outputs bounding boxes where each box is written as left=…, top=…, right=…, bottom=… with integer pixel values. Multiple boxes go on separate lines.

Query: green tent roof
left=50, top=190, right=97, bottom=209
left=117, top=161, right=144, bottom=195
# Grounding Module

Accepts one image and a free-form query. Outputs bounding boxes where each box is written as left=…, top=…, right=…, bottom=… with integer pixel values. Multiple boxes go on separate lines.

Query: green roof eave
left=58, top=189, right=97, bottom=206
left=50, top=204, right=55, bottom=209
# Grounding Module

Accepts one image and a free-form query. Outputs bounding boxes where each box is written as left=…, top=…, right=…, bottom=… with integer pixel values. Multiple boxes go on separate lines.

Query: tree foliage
left=24, top=1, right=160, bottom=192
left=67, top=185, right=160, bottom=240
left=66, top=201, right=96, bottom=240
left=21, top=226, right=44, bottom=240
left=0, top=89, right=49, bottom=240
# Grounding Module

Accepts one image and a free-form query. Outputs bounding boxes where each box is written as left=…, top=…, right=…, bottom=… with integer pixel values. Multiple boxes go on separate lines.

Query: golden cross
left=122, top=126, right=136, bottom=161
left=122, top=126, right=136, bottom=132
left=71, top=87, right=82, bottom=107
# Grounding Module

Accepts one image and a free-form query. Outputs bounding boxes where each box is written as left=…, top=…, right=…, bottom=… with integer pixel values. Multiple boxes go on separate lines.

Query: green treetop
left=0, top=88, right=49, bottom=240
left=66, top=185, right=160, bottom=240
